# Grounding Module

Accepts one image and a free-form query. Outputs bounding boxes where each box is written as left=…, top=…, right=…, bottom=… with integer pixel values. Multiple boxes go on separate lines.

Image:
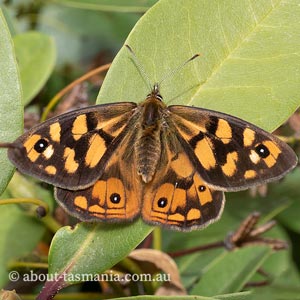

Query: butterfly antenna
left=125, top=45, right=153, bottom=92
left=158, top=53, right=201, bottom=88
left=0, top=142, right=21, bottom=149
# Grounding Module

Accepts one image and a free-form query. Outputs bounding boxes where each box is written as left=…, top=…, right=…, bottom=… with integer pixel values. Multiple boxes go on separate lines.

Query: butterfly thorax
left=135, top=88, right=167, bottom=183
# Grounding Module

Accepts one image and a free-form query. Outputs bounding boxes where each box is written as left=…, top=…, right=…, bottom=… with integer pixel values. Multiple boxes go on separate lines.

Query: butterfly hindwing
left=142, top=132, right=224, bottom=231
left=55, top=127, right=142, bottom=222
left=8, top=103, right=137, bottom=190
left=169, top=105, right=298, bottom=191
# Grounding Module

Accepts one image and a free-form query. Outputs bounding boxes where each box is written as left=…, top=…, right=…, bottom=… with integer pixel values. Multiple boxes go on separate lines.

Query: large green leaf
left=55, top=0, right=158, bottom=12
left=0, top=190, right=46, bottom=288
left=98, top=0, right=300, bottom=131
left=190, top=246, right=272, bottom=296
left=109, top=293, right=252, bottom=300
left=0, top=9, right=22, bottom=195
left=38, top=220, right=152, bottom=298
left=13, top=31, right=56, bottom=105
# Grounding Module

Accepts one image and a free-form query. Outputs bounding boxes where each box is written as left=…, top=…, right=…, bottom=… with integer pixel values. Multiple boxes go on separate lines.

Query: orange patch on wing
left=45, top=165, right=57, bottom=175
left=262, top=141, right=281, bottom=168
left=173, top=115, right=207, bottom=141
left=91, top=180, right=107, bottom=206
left=171, top=153, right=194, bottom=178
left=195, top=138, right=216, bottom=170
left=97, top=115, right=126, bottom=137
left=49, top=122, right=61, bottom=143
left=85, top=134, right=105, bottom=168
left=153, top=183, right=174, bottom=210
left=215, top=119, right=232, bottom=144
left=249, top=150, right=260, bottom=164
left=72, top=114, right=88, bottom=140
left=42, top=144, right=54, bottom=159
left=89, top=204, right=105, bottom=214
left=24, top=134, right=42, bottom=162
left=243, top=128, right=255, bottom=147
left=167, top=213, right=185, bottom=222
left=193, top=173, right=213, bottom=205
left=107, top=178, right=125, bottom=208
left=221, top=151, right=238, bottom=177
left=244, top=170, right=257, bottom=179
left=172, top=188, right=186, bottom=210
left=63, top=147, right=79, bottom=173
left=187, top=208, right=201, bottom=221
left=74, top=196, right=88, bottom=210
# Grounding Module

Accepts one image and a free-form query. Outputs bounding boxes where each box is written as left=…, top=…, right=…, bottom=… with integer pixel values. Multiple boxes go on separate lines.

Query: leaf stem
left=0, top=197, right=61, bottom=232
left=41, top=63, right=111, bottom=121
left=8, top=261, right=48, bottom=270
left=152, top=227, right=162, bottom=251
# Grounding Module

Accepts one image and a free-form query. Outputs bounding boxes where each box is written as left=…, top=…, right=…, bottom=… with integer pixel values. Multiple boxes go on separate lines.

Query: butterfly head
left=146, top=83, right=163, bottom=102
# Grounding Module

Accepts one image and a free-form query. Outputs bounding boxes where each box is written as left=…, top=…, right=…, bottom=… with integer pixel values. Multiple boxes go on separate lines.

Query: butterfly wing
left=55, top=126, right=142, bottom=222
left=8, top=103, right=137, bottom=189
left=142, top=132, right=224, bottom=231
left=169, top=105, right=297, bottom=191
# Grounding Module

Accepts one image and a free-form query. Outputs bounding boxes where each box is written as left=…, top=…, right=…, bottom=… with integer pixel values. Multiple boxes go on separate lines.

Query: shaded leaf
left=38, top=220, right=152, bottom=298
left=190, top=246, right=271, bottom=296
left=38, top=4, right=139, bottom=66
left=0, top=190, right=47, bottom=288
left=13, top=31, right=56, bottom=104
left=0, top=9, right=22, bottom=195
left=108, top=292, right=252, bottom=300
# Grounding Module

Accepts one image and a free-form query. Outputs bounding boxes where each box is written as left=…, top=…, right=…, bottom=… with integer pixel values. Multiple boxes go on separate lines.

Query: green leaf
left=0, top=190, right=46, bottom=288
left=0, top=8, right=22, bottom=195
left=109, top=294, right=251, bottom=300
left=13, top=31, right=56, bottom=105
left=38, top=220, right=152, bottom=298
left=55, top=0, right=158, bottom=13
left=217, top=292, right=252, bottom=300
left=190, top=246, right=272, bottom=296
left=8, top=172, right=55, bottom=213
left=98, top=0, right=300, bottom=131
left=275, top=168, right=300, bottom=232
left=38, top=4, right=139, bottom=66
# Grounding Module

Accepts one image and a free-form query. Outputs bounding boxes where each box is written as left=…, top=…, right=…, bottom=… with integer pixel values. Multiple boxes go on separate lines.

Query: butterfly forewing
left=169, top=105, right=298, bottom=191
left=8, top=103, right=137, bottom=190
left=142, top=130, right=225, bottom=231
left=55, top=127, right=142, bottom=221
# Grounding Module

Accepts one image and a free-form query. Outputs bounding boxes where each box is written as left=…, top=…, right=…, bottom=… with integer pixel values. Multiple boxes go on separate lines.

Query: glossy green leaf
left=190, top=246, right=272, bottom=296
left=0, top=9, right=22, bottom=195
left=246, top=222, right=300, bottom=298
left=38, top=220, right=152, bottom=298
left=55, top=0, right=158, bottom=12
left=0, top=190, right=47, bottom=288
left=109, top=293, right=251, bottom=300
left=14, top=31, right=56, bottom=104
left=249, top=284, right=300, bottom=300
left=98, top=0, right=300, bottom=131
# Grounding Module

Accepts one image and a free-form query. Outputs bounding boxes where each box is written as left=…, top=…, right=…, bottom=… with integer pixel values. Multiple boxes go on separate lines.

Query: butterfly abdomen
left=135, top=126, right=161, bottom=183
left=135, top=97, right=165, bottom=183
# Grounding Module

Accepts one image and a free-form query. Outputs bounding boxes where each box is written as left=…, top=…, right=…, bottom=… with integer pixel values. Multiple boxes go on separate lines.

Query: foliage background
left=0, top=0, right=299, bottom=299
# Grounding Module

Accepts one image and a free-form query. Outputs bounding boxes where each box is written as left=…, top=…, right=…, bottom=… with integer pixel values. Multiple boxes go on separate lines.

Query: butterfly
left=1, top=52, right=297, bottom=231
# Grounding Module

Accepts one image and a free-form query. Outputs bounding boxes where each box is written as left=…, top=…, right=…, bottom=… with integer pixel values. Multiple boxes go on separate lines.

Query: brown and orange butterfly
left=1, top=48, right=297, bottom=231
